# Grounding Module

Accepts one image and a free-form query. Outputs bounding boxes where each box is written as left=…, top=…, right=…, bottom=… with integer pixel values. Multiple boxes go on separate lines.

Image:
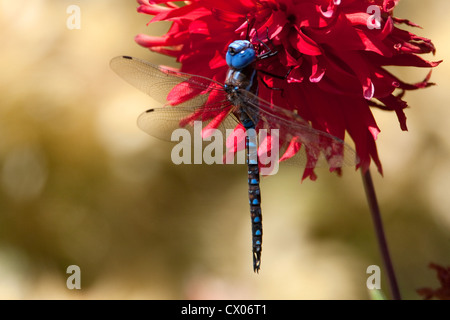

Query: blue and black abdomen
left=246, top=126, right=263, bottom=272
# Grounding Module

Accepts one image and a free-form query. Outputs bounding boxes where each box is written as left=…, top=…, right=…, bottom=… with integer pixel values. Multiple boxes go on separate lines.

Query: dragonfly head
left=226, top=40, right=256, bottom=70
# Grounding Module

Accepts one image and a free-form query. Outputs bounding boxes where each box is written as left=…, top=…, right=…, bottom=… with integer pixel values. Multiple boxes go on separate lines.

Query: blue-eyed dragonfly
left=110, top=40, right=358, bottom=272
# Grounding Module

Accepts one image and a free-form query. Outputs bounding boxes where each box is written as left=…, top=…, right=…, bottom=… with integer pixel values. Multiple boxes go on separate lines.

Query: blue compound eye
left=226, top=40, right=256, bottom=69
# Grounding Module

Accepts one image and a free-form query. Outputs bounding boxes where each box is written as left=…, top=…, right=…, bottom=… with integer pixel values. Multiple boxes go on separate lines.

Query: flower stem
left=361, top=169, right=401, bottom=300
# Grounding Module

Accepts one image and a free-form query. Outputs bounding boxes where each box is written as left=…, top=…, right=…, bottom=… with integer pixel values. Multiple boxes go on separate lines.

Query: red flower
left=135, top=0, right=440, bottom=180
left=417, top=263, right=450, bottom=300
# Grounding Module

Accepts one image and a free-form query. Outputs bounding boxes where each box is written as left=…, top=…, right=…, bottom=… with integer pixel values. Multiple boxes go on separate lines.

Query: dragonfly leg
left=258, top=66, right=294, bottom=97
left=259, top=66, right=294, bottom=80
left=256, top=27, right=278, bottom=60
left=259, top=76, right=287, bottom=98
left=244, top=15, right=253, bottom=41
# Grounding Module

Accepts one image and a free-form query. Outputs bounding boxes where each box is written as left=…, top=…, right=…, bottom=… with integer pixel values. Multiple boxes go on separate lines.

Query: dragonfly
left=110, top=39, right=358, bottom=273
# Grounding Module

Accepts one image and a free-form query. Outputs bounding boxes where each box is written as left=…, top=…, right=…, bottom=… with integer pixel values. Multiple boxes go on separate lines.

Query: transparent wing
left=136, top=105, right=241, bottom=141
left=236, top=89, right=359, bottom=168
left=110, top=55, right=237, bottom=140
left=110, top=55, right=224, bottom=106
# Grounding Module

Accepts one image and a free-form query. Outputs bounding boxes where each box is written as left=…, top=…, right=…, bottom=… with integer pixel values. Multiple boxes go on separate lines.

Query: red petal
left=290, top=25, right=322, bottom=56
left=280, top=137, right=302, bottom=162
left=309, top=56, right=326, bottom=83
left=202, top=109, right=230, bottom=139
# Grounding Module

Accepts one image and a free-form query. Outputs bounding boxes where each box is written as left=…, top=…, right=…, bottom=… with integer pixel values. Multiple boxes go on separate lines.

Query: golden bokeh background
left=0, top=0, right=449, bottom=299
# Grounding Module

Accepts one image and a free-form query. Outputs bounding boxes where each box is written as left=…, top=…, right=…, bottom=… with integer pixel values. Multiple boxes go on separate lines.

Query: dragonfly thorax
left=224, top=41, right=259, bottom=129
left=224, top=67, right=258, bottom=108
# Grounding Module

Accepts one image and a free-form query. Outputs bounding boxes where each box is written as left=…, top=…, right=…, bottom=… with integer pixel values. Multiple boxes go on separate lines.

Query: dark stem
left=361, top=169, right=401, bottom=300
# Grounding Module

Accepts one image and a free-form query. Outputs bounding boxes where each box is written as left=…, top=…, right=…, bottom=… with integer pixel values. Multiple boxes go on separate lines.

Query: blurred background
left=0, top=0, right=449, bottom=299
